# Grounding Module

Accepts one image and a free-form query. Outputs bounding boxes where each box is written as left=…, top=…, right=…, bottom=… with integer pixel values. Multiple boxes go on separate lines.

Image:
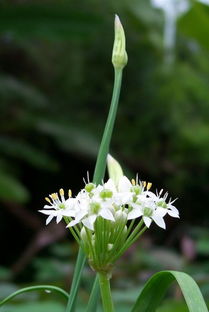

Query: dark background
left=1, top=1, right=209, bottom=311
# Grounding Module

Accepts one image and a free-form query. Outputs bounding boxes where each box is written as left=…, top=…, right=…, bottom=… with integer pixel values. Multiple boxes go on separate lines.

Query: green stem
left=85, top=276, right=100, bottom=312
left=0, top=285, right=69, bottom=307
left=98, top=272, right=115, bottom=312
left=86, top=67, right=124, bottom=311
left=93, top=68, right=123, bottom=184
left=67, top=67, right=123, bottom=312
left=65, top=248, right=86, bottom=312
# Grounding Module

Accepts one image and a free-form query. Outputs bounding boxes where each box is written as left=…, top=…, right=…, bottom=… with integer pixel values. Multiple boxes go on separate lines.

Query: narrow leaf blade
left=131, top=270, right=208, bottom=312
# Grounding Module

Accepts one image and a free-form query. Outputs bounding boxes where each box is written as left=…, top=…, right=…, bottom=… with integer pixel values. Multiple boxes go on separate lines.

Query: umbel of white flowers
left=39, top=157, right=179, bottom=274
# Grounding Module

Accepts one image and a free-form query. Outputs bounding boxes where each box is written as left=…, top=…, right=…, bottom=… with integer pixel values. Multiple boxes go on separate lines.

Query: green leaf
left=0, top=2, right=100, bottom=40
left=65, top=248, right=86, bottom=312
left=0, top=285, right=69, bottom=307
left=0, top=137, right=58, bottom=171
left=131, top=270, right=208, bottom=312
left=178, top=3, right=209, bottom=50
left=0, top=171, right=29, bottom=203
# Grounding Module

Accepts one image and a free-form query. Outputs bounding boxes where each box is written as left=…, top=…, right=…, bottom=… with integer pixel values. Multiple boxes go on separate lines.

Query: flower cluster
left=40, top=176, right=179, bottom=229
left=39, top=176, right=179, bottom=272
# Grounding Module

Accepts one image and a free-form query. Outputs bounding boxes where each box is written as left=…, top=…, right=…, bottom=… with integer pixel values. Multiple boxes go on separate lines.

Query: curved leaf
left=0, top=285, right=69, bottom=307
left=131, top=270, right=208, bottom=312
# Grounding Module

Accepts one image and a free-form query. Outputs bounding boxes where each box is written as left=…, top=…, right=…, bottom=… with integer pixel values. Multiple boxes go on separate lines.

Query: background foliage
left=1, top=0, right=209, bottom=310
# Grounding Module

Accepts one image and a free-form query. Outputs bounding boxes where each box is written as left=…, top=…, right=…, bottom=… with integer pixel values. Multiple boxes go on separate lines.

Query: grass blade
left=0, top=285, right=69, bottom=307
left=65, top=248, right=86, bottom=312
left=131, top=270, right=208, bottom=312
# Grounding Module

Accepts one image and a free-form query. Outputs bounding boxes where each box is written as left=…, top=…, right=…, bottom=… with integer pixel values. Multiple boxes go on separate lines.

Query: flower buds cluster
left=40, top=176, right=179, bottom=273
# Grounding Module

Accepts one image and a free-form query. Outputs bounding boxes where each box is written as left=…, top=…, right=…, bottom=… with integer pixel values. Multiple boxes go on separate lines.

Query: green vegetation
left=1, top=0, right=209, bottom=311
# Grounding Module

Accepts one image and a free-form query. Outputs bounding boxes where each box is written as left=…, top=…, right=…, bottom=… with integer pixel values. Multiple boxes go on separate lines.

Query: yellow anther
left=143, top=181, right=147, bottom=188
left=147, top=182, right=152, bottom=190
left=45, top=197, right=51, bottom=203
left=131, top=179, right=136, bottom=185
left=68, top=189, right=72, bottom=197
left=51, top=193, right=58, bottom=200
left=59, top=188, right=64, bottom=196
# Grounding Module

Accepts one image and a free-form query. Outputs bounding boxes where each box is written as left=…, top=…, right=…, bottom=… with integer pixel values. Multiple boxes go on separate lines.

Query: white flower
left=39, top=189, right=75, bottom=225
left=146, top=189, right=179, bottom=218
left=128, top=198, right=167, bottom=229
left=67, top=183, right=115, bottom=231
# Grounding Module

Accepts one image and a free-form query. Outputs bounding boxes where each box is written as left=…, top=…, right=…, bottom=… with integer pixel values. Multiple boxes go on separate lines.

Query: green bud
left=107, top=154, right=123, bottom=188
left=112, top=15, right=128, bottom=69
left=131, top=185, right=142, bottom=196
left=85, top=183, right=95, bottom=193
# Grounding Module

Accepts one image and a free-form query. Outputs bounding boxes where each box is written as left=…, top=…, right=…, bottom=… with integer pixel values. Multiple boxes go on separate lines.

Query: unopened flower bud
left=107, top=154, right=123, bottom=188
left=115, top=210, right=127, bottom=224
left=112, top=15, right=128, bottom=69
left=80, top=226, right=88, bottom=243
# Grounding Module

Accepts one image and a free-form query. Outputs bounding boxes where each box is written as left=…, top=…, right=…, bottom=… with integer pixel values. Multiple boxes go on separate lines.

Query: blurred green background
left=1, top=0, right=209, bottom=311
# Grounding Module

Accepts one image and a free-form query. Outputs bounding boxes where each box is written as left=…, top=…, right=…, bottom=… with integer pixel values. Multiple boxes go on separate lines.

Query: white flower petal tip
left=143, top=216, right=152, bottom=228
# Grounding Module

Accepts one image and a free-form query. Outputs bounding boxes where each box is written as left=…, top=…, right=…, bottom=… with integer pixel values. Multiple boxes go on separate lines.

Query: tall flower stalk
left=64, top=15, right=128, bottom=312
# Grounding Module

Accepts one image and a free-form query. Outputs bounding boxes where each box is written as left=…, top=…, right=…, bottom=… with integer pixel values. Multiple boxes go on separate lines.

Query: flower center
left=131, top=185, right=142, bottom=195
left=157, top=201, right=167, bottom=208
left=143, top=207, right=153, bottom=217
left=85, top=183, right=95, bottom=193
left=100, top=189, right=113, bottom=199
left=90, top=202, right=101, bottom=214
left=58, top=203, right=65, bottom=209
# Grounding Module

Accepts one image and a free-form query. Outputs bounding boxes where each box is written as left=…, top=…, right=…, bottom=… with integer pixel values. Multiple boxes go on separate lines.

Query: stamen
left=59, top=188, right=64, bottom=196
left=143, top=181, right=147, bottom=188
left=131, top=179, right=136, bottom=185
left=68, top=189, right=72, bottom=197
left=135, top=173, right=139, bottom=185
left=45, top=197, right=51, bottom=204
left=51, top=193, right=58, bottom=200
left=159, top=189, right=164, bottom=196
left=87, top=171, right=90, bottom=183
left=147, top=182, right=152, bottom=190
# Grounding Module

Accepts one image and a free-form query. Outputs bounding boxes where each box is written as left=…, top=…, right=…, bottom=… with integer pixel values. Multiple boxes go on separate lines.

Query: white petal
left=62, top=210, right=75, bottom=217
left=67, top=219, right=80, bottom=227
left=104, top=179, right=116, bottom=192
left=76, top=210, right=88, bottom=220
left=168, top=210, right=180, bottom=218
left=155, top=207, right=167, bottom=217
left=168, top=205, right=179, bottom=214
left=100, top=209, right=115, bottom=221
left=118, top=176, right=132, bottom=192
left=46, top=214, right=54, bottom=225
left=56, top=214, right=63, bottom=223
left=144, top=191, right=158, bottom=199
left=82, top=215, right=96, bottom=231
left=43, top=204, right=55, bottom=209
left=65, top=198, right=76, bottom=208
left=127, top=209, right=143, bottom=220
left=39, top=209, right=55, bottom=215
left=143, top=216, right=152, bottom=227
left=152, top=214, right=166, bottom=229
